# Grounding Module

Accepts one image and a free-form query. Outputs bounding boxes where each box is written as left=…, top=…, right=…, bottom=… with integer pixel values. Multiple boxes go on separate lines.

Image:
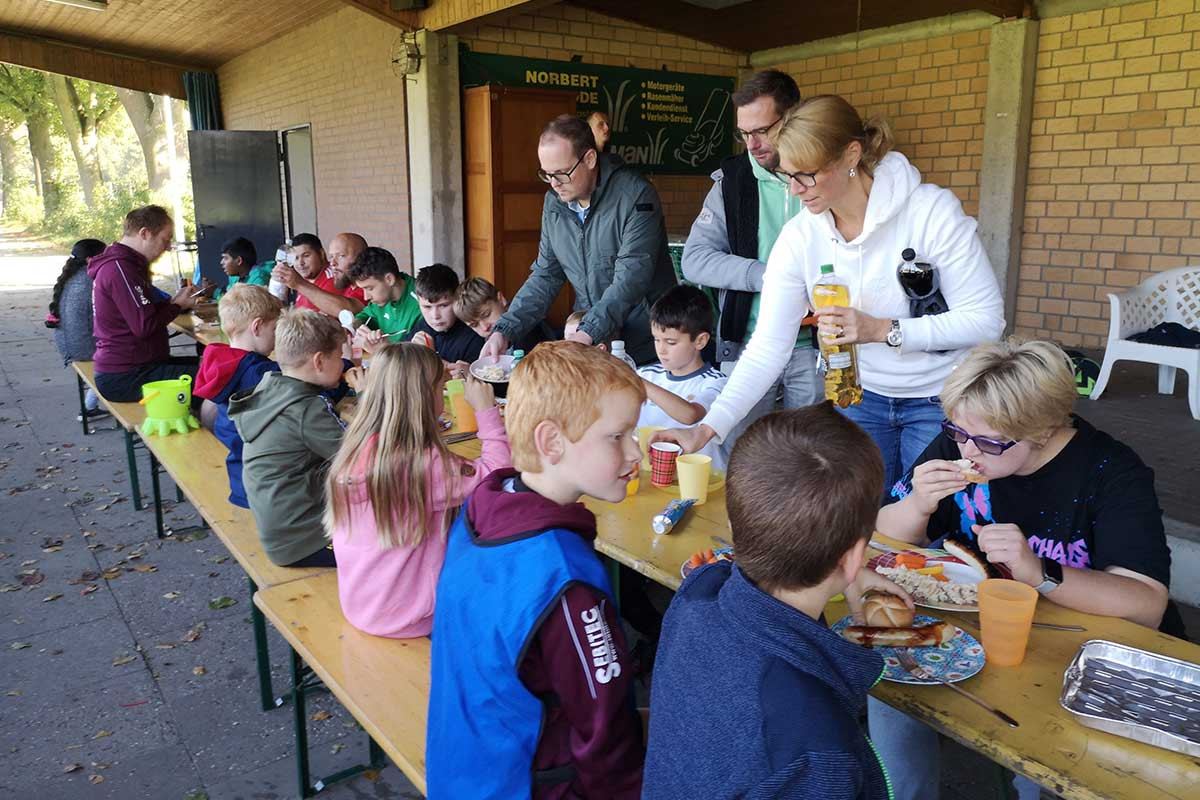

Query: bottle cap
left=819, top=264, right=834, bottom=275
left=902, top=248, right=916, bottom=261
left=512, top=349, right=525, bottom=359
left=611, top=340, right=626, bottom=352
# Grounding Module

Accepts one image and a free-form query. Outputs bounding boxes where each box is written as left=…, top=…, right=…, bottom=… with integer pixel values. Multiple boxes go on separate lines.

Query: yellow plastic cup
left=676, top=454, right=712, bottom=505
left=977, top=579, right=1038, bottom=667
left=446, top=379, right=477, bottom=433
left=637, top=425, right=665, bottom=471
left=625, top=468, right=640, bottom=497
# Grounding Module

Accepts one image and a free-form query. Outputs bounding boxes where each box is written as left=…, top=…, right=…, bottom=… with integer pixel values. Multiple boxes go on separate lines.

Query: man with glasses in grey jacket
left=681, top=71, right=819, bottom=451
left=480, top=114, right=676, bottom=365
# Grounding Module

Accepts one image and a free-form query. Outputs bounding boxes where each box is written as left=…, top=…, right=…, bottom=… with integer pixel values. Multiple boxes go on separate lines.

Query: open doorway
left=282, top=125, right=317, bottom=237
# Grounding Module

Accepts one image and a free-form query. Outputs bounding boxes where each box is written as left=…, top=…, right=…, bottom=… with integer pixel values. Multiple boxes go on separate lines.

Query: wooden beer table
left=449, top=435, right=1200, bottom=800
left=170, top=313, right=227, bottom=347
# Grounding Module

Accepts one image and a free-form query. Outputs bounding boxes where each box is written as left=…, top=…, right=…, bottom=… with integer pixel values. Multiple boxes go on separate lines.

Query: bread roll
left=862, top=592, right=915, bottom=628
left=954, top=458, right=988, bottom=484
left=943, top=537, right=997, bottom=580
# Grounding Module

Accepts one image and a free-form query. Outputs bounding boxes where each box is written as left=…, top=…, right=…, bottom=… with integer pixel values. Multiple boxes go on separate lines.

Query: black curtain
left=183, top=72, right=223, bottom=131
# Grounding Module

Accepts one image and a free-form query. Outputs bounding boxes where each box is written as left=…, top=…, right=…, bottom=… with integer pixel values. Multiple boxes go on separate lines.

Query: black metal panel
left=187, top=130, right=284, bottom=287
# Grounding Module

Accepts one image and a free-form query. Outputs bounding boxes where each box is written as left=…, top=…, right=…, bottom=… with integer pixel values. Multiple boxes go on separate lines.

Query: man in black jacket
left=680, top=71, right=819, bottom=452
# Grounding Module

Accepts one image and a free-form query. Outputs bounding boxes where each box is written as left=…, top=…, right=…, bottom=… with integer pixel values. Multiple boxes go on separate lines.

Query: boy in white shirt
left=638, top=286, right=729, bottom=470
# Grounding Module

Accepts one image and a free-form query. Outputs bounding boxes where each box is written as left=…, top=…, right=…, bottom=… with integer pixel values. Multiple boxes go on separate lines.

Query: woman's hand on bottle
left=464, top=374, right=495, bottom=411
left=814, top=305, right=890, bottom=346
left=909, top=460, right=968, bottom=516
left=651, top=424, right=715, bottom=455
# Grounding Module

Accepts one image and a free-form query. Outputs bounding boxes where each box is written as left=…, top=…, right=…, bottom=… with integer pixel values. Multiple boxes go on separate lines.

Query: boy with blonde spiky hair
left=194, top=284, right=283, bottom=507
left=427, top=341, right=647, bottom=799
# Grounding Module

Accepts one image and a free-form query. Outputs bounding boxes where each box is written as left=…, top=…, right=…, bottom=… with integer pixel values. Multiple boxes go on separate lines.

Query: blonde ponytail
left=859, top=115, right=894, bottom=175
left=773, top=95, right=894, bottom=178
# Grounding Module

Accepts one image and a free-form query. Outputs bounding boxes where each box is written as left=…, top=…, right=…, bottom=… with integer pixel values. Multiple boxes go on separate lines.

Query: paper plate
left=831, top=614, right=985, bottom=685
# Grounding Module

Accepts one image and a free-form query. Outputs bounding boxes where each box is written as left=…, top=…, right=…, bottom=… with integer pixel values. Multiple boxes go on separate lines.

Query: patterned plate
left=831, top=614, right=986, bottom=685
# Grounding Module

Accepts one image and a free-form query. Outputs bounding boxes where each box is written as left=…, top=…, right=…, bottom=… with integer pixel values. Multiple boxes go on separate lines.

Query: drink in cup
left=977, top=579, right=1038, bottom=667
left=445, top=379, right=476, bottom=433
left=650, top=441, right=681, bottom=487
left=676, top=454, right=712, bottom=505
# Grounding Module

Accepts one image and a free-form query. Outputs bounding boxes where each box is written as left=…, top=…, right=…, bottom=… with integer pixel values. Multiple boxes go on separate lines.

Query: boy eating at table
left=194, top=284, right=283, bottom=507
left=405, top=263, right=484, bottom=375
left=348, top=246, right=423, bottom=345
left=453, top=276, right=555, bottom=352
left=229, top=309, right=353, bottom=568
left=426, top=341, right=646, bottom=799
left=213, top=237, right=271, bottom=300
left=636, top=284, right=728, bottom=469
left=643, top=403, right=911, bottom=800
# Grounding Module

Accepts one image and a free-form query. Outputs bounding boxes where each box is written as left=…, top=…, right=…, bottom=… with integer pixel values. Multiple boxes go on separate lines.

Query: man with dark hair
left=89, top=205, right=205, bottom=402
left=348, top=246, right=422, bottom=341
left=681, top=69, right=819, bottom=457
left=407, top=263, right=484, bottom=372
left=480, top=113, right=677, bottom=365
left=272, top=232, right=366, bottom=316
left=215, top=237, right=270, bottom=299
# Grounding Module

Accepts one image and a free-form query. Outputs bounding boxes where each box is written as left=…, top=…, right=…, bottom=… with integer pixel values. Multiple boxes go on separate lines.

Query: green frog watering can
left=139, top=375, right=200, bottom=436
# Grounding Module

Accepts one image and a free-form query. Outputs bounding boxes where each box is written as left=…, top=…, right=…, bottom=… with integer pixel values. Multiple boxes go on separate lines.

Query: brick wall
left=1014, top=0, right=1200, bottom=349
left=761, top=30, right=991, bottom=218
left=457, top=3, right=747, bottom=236
left=218, top=6, right=412, bottom=261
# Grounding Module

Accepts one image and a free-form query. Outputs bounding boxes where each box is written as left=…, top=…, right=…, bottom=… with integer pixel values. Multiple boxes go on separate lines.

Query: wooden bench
left=256, top=572, right=429, bottom=797
left=136, top=425, right=332, bottom=711
left=70, top=361, right=152, bottom=511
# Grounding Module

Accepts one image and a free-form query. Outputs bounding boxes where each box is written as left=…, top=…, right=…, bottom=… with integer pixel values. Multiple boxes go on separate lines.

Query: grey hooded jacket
left=493, top=152, right=677, bottom=364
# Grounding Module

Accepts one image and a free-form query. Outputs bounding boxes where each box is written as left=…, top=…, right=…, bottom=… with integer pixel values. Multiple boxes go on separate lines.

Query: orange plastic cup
left=977, top=579, right=1038, bottom=667
left=448, top=389, right=477, bottom=433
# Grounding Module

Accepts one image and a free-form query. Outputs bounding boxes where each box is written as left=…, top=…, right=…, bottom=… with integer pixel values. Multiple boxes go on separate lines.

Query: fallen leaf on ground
left=162, top=591, right=181, bottom=600
left=42, top=593, right=63, bottom=603
left=88, top=774, right=104, bottom=784
left=68, top=570, right=100, bottom=584
left=330, top=742, right=345, bottom=754
left=131, top=565, right=157, bottom=573
left=155, top=643, right=175, bottom=650
left=100, top=567, right=122, bottom=580
left=184, top=791, right=209, bottom=800
left=9, top=642, right=31, bottom=650
left=207, top=596, right=236, bottom=610
left=0, top=583, right=19, bottom=593
left=309, top=710, right=332, bottom=721
left=182, top=623, right=205, bottom=642
left=92, top=729, right=112, bottom=739
left=63, top=763, right=83, bottom=773
left=363, top=770, right=381, bottom=782
left=80, top=585, right=98, bottom=595
left=192, top=666, right=206, bottom=676
left=18, top=570, right=43, bottom=586
left=112, top=653, right=136, bottom=666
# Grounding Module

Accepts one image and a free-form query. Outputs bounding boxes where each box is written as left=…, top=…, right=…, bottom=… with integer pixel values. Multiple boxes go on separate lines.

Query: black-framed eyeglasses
left=537, top=151, right=589, bottom=185
left=941, top=421, right=1019, bottom=456
left=774, top=167, right=819, bottom=188
left=734, top=117, right=782, bottom=144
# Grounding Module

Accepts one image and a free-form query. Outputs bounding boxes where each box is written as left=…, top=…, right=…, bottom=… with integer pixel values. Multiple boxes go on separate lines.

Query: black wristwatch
left=1035, top=557, right=1064, bottom=595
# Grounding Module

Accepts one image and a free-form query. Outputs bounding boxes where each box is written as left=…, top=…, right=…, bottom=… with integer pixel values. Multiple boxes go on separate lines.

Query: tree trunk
left=24, top=112, right=62, bottom=219
left=115, top=87, right=168, bottom=191
left=50, top=74, right=103, bottom=206
left=0, top=122, right=16, bottom=217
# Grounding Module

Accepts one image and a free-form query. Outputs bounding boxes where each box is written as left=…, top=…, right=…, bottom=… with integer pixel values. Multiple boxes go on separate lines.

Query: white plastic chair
left=1091, top=266, right=1200, bottom=420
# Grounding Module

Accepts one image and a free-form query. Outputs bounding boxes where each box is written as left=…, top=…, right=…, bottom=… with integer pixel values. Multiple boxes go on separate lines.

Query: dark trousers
left=286, top=547, right=337, bottom=568
left=95, top=357, right=201, bottom=407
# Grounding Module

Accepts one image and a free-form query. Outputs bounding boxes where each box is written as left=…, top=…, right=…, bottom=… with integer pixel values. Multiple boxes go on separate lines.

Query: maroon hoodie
left=88, top=242, right=180, bottom=373
left=468, top=469, right=645, bottom=800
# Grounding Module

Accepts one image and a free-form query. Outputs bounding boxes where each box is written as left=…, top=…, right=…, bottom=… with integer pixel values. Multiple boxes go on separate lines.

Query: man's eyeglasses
left=734, top=117, right=782, bottom=144
left=941, top=421, right=1019, bottom=456
left=537, top=151, right=589, bottom=185
left=773, top=167, right=819, bottom=188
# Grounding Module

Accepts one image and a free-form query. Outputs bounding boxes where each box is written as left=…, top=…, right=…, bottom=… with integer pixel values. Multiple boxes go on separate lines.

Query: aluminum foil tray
left=1060, top=639, right=1200, bottom=757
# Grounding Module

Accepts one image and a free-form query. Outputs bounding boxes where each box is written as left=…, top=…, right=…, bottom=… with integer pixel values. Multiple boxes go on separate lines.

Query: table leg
left=124, top=431, right=143, bottom=511
left=290, top=648, right=314, bottom=798
left=148, top=450, right=166, bottom=538
left=250, top=576, right=286, bottom=711
left=75, top=374, right=89, bottom=437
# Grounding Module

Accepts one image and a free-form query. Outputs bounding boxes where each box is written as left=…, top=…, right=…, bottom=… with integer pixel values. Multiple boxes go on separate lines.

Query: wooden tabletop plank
left=254, top=573, right=430, bottom=795
left=171, top=314, right=226, bottom=347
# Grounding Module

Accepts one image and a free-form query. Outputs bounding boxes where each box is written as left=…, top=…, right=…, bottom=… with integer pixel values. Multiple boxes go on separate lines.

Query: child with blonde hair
left=325, top=343, right=510, bottom=637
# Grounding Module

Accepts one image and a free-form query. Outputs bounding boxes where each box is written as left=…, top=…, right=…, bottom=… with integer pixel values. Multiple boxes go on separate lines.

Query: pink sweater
left=331, top=406, right=511, bottom=638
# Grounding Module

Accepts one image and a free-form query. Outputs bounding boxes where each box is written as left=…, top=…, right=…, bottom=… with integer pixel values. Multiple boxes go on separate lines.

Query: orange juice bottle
left=812, top=264, right=863, bottom=407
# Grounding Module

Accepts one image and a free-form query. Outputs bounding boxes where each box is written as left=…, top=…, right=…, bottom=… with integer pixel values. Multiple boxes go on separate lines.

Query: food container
left=1060, top=639, right=1200, bottom=757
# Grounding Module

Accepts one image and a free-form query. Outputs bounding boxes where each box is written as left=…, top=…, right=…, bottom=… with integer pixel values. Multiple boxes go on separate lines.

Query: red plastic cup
left=650, top=442, right=682, bottom=487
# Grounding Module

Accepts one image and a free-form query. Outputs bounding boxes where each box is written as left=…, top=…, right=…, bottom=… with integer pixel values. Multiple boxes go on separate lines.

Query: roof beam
left=0, top=27, right=194, bottom=97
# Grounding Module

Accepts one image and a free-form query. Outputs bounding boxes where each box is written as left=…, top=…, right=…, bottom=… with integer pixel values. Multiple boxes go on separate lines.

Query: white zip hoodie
left=703, top=151, right=1005, bottom=440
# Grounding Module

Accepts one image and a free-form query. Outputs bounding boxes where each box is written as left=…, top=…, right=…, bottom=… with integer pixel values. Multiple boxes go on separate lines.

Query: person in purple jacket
left=89, top=205, right=205, bottom=402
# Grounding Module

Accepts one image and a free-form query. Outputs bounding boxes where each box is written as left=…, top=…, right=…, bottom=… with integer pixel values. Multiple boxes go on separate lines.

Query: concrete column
left=406, top=30, right=465, bottom=274
left=978, top=17, right=1039, bottom=330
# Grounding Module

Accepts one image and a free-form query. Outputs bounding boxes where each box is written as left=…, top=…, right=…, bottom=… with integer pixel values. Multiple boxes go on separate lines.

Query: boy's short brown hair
left=218, top=284, right=283, bottom=336
left=274, top=308, right=344, bottom=368
left=506, top=340, right=646, bottom=472
left=453, top=277, right=501, bottom=324
left=123, top=205, right=172, bottom=236
left=727, top=403, right=884, bottom=593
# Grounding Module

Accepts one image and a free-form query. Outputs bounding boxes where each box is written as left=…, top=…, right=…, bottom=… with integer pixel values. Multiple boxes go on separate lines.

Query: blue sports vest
left=426, top=501, right=614, bottom=799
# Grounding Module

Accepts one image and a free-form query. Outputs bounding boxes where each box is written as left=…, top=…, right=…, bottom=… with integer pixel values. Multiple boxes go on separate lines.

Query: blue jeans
left=835, top=389, right=944, bottom=495
left=869, top=698, right=1043, bottom=800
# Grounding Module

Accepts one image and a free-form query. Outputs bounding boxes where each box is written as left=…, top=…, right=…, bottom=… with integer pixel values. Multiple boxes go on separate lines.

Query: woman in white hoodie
left=665, top=95, right=1005, bottom=494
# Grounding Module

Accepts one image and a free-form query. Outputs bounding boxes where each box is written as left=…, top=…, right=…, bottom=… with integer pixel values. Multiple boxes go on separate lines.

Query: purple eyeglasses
left=941, top=421, right=1018, bottom=456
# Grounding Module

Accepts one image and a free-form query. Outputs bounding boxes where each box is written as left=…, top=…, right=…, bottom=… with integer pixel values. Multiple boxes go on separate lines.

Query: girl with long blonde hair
left=324, top=342, right=511, bottom=638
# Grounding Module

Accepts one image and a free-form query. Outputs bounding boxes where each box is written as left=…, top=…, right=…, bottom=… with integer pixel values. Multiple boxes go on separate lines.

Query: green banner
left=460, top=48, right=734, bottom=176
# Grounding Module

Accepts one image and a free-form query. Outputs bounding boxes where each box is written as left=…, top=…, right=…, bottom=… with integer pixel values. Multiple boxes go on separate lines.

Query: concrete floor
left=1, top=233, right=1195, bottom=799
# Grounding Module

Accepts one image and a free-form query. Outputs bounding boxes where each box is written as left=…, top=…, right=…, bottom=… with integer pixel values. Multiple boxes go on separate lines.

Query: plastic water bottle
left=610, top=340, right=637, bottom=371
left=511, top=349, right=525, bottom=365
left=268, top=239, right=292, bottom=302
left=812, top=264, right=862, bottom=407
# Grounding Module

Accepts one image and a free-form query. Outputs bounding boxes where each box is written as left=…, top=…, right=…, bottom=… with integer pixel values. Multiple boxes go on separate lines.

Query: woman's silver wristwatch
left=885, top=319, right=903, bottom=347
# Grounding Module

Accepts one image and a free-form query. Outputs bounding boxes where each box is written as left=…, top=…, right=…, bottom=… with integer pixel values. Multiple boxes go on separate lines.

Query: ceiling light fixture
left=42, top=0, right=109, bottom=11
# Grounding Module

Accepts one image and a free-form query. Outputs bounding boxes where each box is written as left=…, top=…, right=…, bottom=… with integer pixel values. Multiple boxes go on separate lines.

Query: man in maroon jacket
left=90, top=205, right=203, bottom=402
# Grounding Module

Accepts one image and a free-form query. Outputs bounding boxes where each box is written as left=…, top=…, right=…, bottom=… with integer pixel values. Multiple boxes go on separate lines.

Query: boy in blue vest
left=643, top=403, right=912, bottom=800
left=428, top=340, right=646, bottom=799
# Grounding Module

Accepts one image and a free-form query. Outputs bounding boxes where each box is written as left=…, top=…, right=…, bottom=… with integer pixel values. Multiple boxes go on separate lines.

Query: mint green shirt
left=214, top=262, right=273, bottom=300
left=745, top=156, right=801, bottom=338
left=353, top=274, right=422, bottom=337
